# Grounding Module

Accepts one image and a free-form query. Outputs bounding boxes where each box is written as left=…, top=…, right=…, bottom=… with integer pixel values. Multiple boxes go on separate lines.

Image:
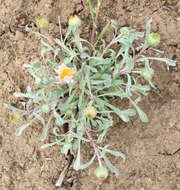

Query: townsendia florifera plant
left=5, top=1, right=176, bottom=179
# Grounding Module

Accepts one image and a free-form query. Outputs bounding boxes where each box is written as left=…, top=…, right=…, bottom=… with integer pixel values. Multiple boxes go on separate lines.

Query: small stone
left=0, top=40, right=5, bottom=49
left=15, top=31, right=24, bottom=41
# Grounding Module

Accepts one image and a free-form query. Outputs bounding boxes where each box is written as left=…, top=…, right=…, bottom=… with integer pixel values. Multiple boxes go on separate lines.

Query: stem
left=133, top=47, right=147, bottom=60
left=58, top=16, right=63, bottom=42
left=76, top=30, right=83, bottom=54
left=41, top=29, right=56, bottom=48
left=118, top=68, right=127, bottom=76
left=90, top=1, right=101, bottom=43
left=101, top=34, right=122, bottom=57
left=84, top=125, right=102, bottom=166
left=118, top=46, right=148, bottom=76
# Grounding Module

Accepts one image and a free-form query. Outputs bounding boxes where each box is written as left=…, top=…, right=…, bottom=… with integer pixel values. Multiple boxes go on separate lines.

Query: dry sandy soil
left=0, top=0, right=180, bottom=189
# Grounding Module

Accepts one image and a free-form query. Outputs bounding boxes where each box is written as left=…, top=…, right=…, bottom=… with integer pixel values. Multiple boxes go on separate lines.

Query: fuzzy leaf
left=103, top=156, right=119, bottom=176
left=4, top=104, right=24, bottom=113
left=40, top=115, right=53, bottom=141
left=16, top=119, right=36, bottom=136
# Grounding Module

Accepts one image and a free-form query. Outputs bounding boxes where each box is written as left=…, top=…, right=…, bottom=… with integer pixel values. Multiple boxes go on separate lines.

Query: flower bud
left=36, top=16, right=49, bottom=29
left=10, top=112, right=21, bottom=123
left=41, top=104, right=51, bottom=113
left=68, top=15, right=81, bottom=29
left=35, top=77, right=42, bottom=86
left=141, top=69, right=154, bottom=81
left=94, top=166, right=109, bottom=179
left=84, top=106, right=96, bottom=119
left=147, top=33, right=160, bottom=47
left=120, top=27, right=129, bottom=36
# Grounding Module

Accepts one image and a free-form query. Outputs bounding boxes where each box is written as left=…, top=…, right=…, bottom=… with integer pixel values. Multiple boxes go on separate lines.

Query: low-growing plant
left=5, top=0, right=176, bottom=179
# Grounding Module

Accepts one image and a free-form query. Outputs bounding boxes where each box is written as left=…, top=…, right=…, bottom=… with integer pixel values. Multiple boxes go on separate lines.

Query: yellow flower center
left=60, top=68, right=73, bottom=80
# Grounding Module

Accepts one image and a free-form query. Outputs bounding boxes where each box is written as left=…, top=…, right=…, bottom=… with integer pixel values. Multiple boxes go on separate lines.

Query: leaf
left=54, top=48, right=60, bottom=61
left=41, top=39, right=53, bottom=50
left=78, top=154, right=96, bottom=169
left=89, top=57, right=111, bottom=65
left=41, top=47, right=52, bottom=58
left=100, top=146, right=126, bottom=160
left=15, top=119, right=36, bottom=136
left=41, top=140, right=62, bottom=149
left=97, top=92, right=127, bottom=99
left=33, top=112, right=45, bottom=126
left=97, top=129, right=107, bottom=143
left=94, top=22, right=110, bottom=47
left=85, top=65, right=97, bottom=73
left=4, top=104, right=24, bottom=113
left=140, top=57, right=176, bottom=66
left=133, top=84, right=150, bottom=96
left=80, top=52, right=89, bottom=59
left=111, top=19, right=118, bottom=34
left=144, top=18, right=152, bottom=47
left=54, top=111, right=65, bottom=126
left=73, top=140, right=81, bottom=170
left=88, top=0, right=95, bottom=25
left=125, top=73, right=132, bottom=97
left=25, top=25, right=46, bottom=38
left=105, top=102, right=136, bottom=122
left=103, top=155, right=119, bottom=176
left=129, top=97, right=148, bottom=122
left=55, top=38, right=76, bottom=57
left=13, top=92, right=36, bottom=99
left=70, top=131, right=90, bottom=142
left=40, top=115, right=53, bottom=141
left=53, top=126, right=63, bottom=137
left=23, top=64, right=32, bottom=68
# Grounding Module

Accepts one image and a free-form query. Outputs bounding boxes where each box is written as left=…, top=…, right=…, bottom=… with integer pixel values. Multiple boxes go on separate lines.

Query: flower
left=56, top=64, right=75, bottom=84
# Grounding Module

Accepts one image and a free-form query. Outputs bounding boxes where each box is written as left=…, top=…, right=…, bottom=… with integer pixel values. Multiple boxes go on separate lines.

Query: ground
left=0, top=0, right=180, bottom=189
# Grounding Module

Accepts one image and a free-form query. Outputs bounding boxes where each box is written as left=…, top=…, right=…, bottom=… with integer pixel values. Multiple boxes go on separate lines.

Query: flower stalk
left=84, top=125, right=102, bottom=167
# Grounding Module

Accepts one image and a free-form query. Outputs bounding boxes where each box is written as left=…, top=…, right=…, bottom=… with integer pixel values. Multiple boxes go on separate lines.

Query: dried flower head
left=68, top=15, right=81, bottom=29
left=84, top=106, right=96, bottom=119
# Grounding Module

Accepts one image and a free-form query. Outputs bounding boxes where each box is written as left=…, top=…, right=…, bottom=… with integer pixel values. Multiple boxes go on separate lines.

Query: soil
left=0, top=0, right=180, bottom=190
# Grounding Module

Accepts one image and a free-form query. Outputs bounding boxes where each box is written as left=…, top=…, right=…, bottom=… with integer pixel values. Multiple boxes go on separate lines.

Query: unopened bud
left=35, top=77, right=41, bottom=86
left=94, top=166, right=109, bottom=179
left=10, top=112, right=21, bottom=123
left=120, top=27, right=129, bottom=36
left=36, top=16, right=49, bottom=29
left=41, top=104, right=51, bottom=113
left=148, top=33, right=160, bottom=47
left=84, top=106, right=96, bottom=119
left=141, top=69, right=154, bottom=81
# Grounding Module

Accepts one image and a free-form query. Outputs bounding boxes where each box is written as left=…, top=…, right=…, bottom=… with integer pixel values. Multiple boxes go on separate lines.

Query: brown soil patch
left=0, top=0, right=180, bottom=189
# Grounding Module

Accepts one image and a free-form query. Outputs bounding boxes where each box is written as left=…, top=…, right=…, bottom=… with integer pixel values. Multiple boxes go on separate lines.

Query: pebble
left=15, top=31, right=24, bottom=41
